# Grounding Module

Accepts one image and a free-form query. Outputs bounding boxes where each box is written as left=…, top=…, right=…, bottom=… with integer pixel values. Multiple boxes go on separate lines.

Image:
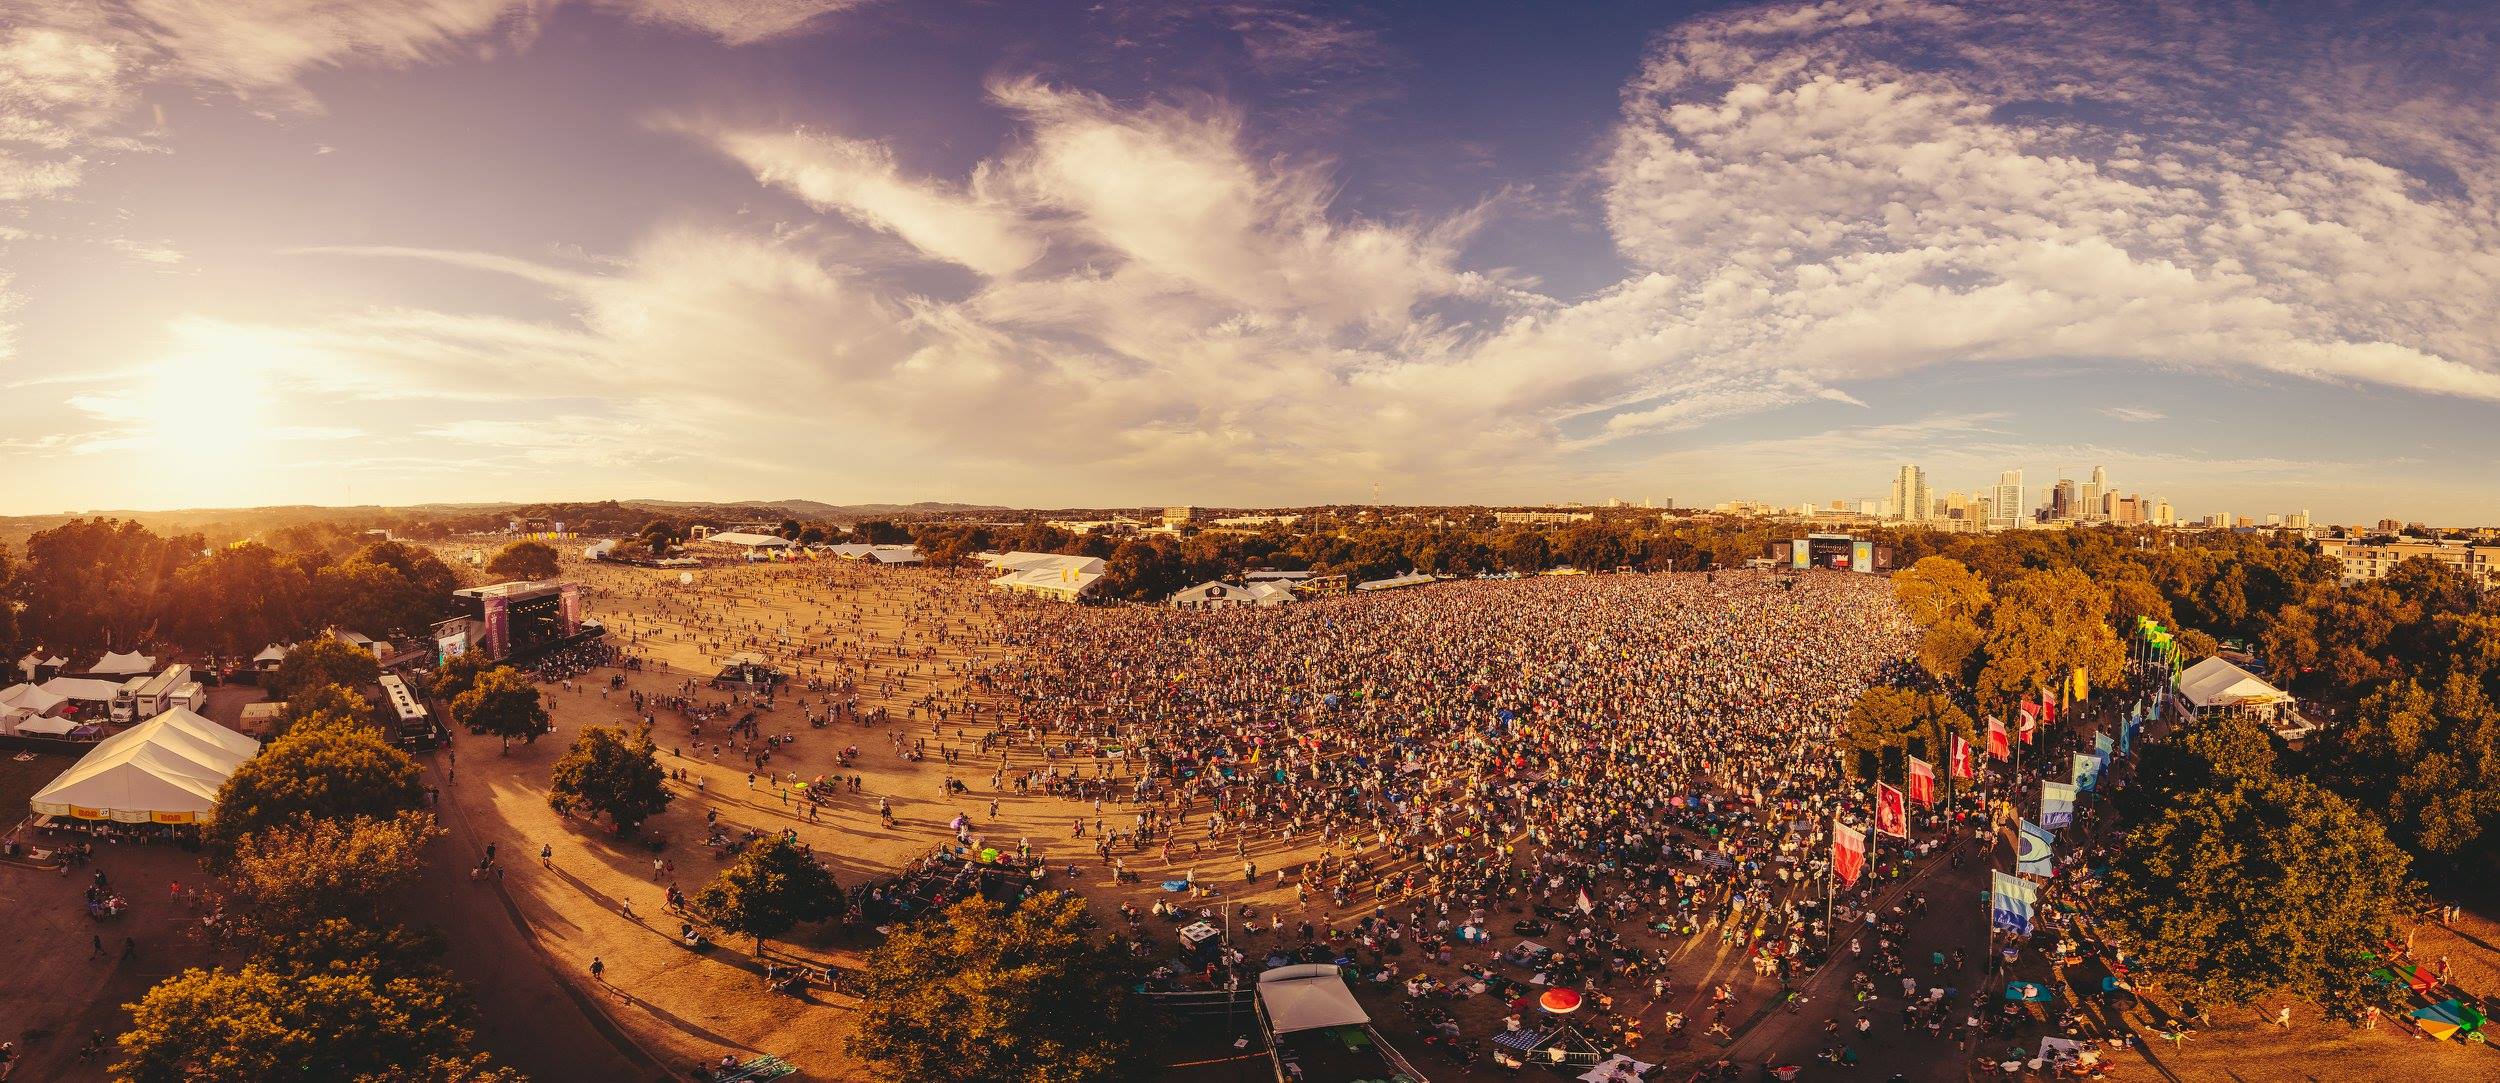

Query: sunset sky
left=4, top=0, right=2496, bottom=521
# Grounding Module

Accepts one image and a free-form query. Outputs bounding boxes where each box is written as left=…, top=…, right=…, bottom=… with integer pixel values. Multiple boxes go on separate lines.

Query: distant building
left=1168, top=581, right=1297, bottom=609
left=2319, top=538, right=2498, bottom=590
left=1495, top=510, right=1595, bottom=528
left=982, top=552, right=1105, bottom=602
left=1891, top=465, right=1930, bottom=524
left=1990, top=470, right=2025, bottom=531
left=1161, top=506, right=1197, bottom=527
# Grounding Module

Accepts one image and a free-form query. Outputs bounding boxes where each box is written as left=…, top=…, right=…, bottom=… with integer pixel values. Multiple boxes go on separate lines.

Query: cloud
left=704, top=127, right=1045, bottom=276
left=2100, top=406, right=2164, bottom=423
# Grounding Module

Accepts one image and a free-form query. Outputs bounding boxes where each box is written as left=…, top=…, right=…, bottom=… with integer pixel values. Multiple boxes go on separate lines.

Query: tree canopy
left=848, top=892, right=1147, bottom=1083
left=483, top=540, right=561, bottom=580
left=212, top=718, right=425, bottom=847
left=549, top=725, right=672, bottom=831
left=268, top=634, right=381, bottom=700
left=116, top=964, right=518, bottom=1083
left=451, top=666, right=549, bottom=752
left=691, top=835, right=844, bottom=954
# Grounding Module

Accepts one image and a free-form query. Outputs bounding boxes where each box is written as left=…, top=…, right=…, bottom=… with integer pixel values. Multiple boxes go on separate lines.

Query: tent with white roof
left=41, top=676, right=126, bottom=704
left=29, top=707, right=260, bottom=824
left=1256, top=964, right=1371, bottom=1035
left=90, top=652, right=158, bottom=676
left=2176, top=657, right=2293, bottom=712
left=1, top=683, right=67, bottom=715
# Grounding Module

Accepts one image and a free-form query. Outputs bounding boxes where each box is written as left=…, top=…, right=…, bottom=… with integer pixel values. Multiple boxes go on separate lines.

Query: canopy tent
left=89, top=651, right=157, bottom=676
left=2176, top=657, right=2297, bottom=722
left=30, top=706, right=260, bottom=824
left=41, top=676, right=126, bottom=703
left=1578, top=1054, right=1657, bottom=1083
left=1, top=683, right=67, bottom=714
left=1257, top=964, right=1370, bottom=1035
left=702, top=531, right=793, bottom=549
left=14, top=716, right=78, bottom=737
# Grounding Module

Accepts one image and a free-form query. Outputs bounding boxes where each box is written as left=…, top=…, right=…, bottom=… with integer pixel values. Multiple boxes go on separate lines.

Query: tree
left=314, top=541, right=460, bottom=638
left=848, top=892, right=1147, bottom=1083
left=778, top=518, right=804, bottom=540
left=1975, top=568, right=2126, bottom=712
left=1101, top=539, right=1185, bottom=602
left=275, top=682, right=371, bottom=737
left=1842, top=687, right=1972, bottom=777
left=483, top=540, right=560, bottom=580
left=227, top=813, right=441, bottom=940
left=212, top=718, right=425, bottom=847
left=8, top=518, right=202, bottom=657
left=854, top=519, right=911, bottom=545
left=428, top=650, right=491, bottom=705
left=691, top=835, right=845, bottom=954
left=451, top=666, right=548, bottom=752
left=2102, top=775, right=2415, bottom=1019
left=116, top=964, right=518, bottom=1083
left=549, top=725, right=672, bottom=832
left=1893, top=556, right=1992, bottom=628
left=172, top=541, right=314, bottom=657
left=269, top=635, right=381, bottom=700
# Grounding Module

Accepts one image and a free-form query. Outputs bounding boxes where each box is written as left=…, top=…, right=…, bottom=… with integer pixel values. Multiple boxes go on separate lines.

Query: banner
left=1832, top=818, right=1866, bottom=888
left=1987, top=717, right=2011, bottom=761
left=1790, top=538, right=1811, bottom=570
left=1951, top=733, right=1975, bottom=780
left=1875, top=782, right=1909, bottom=838
left=2040, top=780, right=2077, bottom=829
left=2018, top=820, right=2055, bottom=876
left=2071, top=751, right=2099, bottom=793
left=1990, top=870, right=2038, bottom=936
left=2071, top=667, right=2089, bottom=704
left=2017, top=707, right=2038, bottom=744
left=2093, top=731, right=2115, bottom=777
left=1908, top=756, right=1937, bottom=807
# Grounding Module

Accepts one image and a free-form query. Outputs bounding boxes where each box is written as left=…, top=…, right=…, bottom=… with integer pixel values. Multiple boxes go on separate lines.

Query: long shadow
left=612, top=987, right=765, bottom=1054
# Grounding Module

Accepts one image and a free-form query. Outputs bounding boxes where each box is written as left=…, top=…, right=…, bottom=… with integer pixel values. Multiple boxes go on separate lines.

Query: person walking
left=541, top=843, right=553, bottom=868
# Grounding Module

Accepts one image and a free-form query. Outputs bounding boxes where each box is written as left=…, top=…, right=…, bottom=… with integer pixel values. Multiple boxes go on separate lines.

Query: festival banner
left=2071, top=751, right=2099, bottom=793
left=2017, top=706, right=2038, bottom=744
left=1908, top=756, right=1937, bottom=807
left=1990, top=870, right=2039, bottom=936
left=2094, top=731, right=2115, bottom=775
left=1832, top=818, right=1866, bottom=887
left=2071, top=666, right=2089, bottom=703
left=1986, top=717, right=2011, bottom=761
left=1875, top=782, right=1909, bottom=838
left=2040, top=780, right=2077, bottom=829
left=2018, top=819, right=2055, bottom=876
left=1951, top=733, right=1975, bottom=781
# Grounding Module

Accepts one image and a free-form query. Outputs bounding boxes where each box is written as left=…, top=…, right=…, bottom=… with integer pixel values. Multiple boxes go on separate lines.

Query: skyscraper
left=2051, top=478, right=2076, bottom=519
left=1891, top=465, right=1930, bottom=523
left=1991, top=470, right=2025, bottom=530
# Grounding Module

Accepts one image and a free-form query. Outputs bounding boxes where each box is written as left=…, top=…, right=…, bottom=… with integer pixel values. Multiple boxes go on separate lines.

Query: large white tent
left=0, top=683, right=67, bottom=715
left=89, top=651, right=157, bottom=677
left=1257, top=963, right=1371, bottom=1034
left=41, top=676, right=126, bottom=704
left=984, top=552, right=1105, bottom=602
left=2176, top=657, right=2292, bottom=712
left=29, top=707, right=260, bottom=824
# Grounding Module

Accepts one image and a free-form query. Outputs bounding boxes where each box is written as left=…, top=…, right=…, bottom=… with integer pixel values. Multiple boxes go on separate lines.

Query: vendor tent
left=89, top=651, right=157, bottom=676
left=1256, top=964, right=1370, bottom=1034
left=2176, top=657, right=2292, bottom=712
left=253, top=644, right=290, bottom=671
left=41, top=676, right=126, bottom=703
left=29, top=707, right=260, bottom=823
left=1, top=683, right=67, bottom=714
left=15, top=716, right=77, bottom=737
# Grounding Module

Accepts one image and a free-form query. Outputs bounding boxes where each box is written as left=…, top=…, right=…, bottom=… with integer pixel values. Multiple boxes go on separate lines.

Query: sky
left=2, top=0, right=2496, bottom=523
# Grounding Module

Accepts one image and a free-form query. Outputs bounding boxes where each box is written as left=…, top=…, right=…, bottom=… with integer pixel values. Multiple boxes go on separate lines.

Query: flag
left=2120, top=708, right=2137, bottom=754
left=2018, top=819, right=2055, bottom=876
left=1575, top=889, right=1594, bottom=914
left=1986, top=717, right=2011, bottom=761
left=2094, top=731, right=2115, bottom=773
left=1875, top=782, right=1909, bottom=838
left=1950, top=733, right=1975, bottom=780
left=1991, top=870, right=2039, bottom=936
left=1908, top=756, right=1937, bottom=807
left=2072, top=751, right=2099, bottom=793
left=1832, top=818, right=1866, bottom=888
left=2040, top=780, right=2077, bottom=829
left=2017, top=706, right=2038, bottom=744
left=2071, top=667, right=2089, bottom=703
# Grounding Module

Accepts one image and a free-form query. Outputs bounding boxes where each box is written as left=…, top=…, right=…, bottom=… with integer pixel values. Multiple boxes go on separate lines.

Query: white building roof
left=253, top=644, right=290, bottom=663
left=703, top=531, right=794, bottom=548
left=1355, top=573, right=1435, bottom=592
left=1257, top=964, right=1371, bottom=1035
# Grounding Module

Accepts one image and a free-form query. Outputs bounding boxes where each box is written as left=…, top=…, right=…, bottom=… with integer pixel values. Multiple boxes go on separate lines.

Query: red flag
left=2017, top=707, right=2038, bottom=744
left=1950, top=734, right=1975, bottom=780
left=1832, top=818, right=1866, bottom=887
left=1875, top=782, right=1908, bottom=838
left=1987, top=717, right=2011, bottom=761
left=1908, top=756, right=1937, bottom=807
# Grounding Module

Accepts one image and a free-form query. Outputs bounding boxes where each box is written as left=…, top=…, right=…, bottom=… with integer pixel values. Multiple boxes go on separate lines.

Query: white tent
left=15, top=716, right=78, bottom=737
left=41, top=676, right=126, bottom=703
left=702, top=531, right=793, bottom=549
left=2176, top=657, right=2291, bottom=711
left=1, top=683, right=67, bottom=714
left=1256, top=963, right=1370, bottom=1035
left=30, top=706, right=260, bottom=824
left=89, top=651, right=158, bottom=676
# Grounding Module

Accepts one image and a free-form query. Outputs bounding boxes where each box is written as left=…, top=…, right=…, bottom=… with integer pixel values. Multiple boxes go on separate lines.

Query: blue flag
left=2041, top=780, right=2076, bottom=829
left=2018, top=819, right=2055, bottom=876
left=2094, top=731, right=2115, bottom=774
left=2072, top=751, right=2099, bottom=793
left=1990, top=870, right=2038, bottom=936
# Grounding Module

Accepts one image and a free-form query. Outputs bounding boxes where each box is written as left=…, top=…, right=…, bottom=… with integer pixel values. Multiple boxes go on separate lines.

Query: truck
left=131, top=664, right=194, bottom=720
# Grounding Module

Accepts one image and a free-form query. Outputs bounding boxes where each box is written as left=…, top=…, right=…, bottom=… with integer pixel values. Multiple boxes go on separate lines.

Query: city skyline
left=5, top=1, right=2499, bottom=522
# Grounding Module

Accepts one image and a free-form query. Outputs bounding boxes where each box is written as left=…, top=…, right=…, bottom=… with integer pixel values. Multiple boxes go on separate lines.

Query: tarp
left=29, top=706, right=260, bottom=823
left=89, top=651, right=157, bottom=676
left=1257, top=963, right=1369, bottom=1034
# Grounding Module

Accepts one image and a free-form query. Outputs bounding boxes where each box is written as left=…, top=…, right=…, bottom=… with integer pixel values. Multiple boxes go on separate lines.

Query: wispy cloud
left=2100, top=406, right=2166, bottom=423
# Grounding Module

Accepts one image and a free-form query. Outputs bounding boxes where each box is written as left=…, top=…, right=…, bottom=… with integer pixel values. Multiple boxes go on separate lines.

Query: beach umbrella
left=1540, top=988, right=1582, bottom=1014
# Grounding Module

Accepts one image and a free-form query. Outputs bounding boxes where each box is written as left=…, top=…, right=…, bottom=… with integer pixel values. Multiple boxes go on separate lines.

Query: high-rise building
left=1890, top=465, right=1930, bottom=523
left=2286, top=510, right=2311, bottom=529
left=2050, top=478, right=2076, bottom=519
left=1991, top=470, right=2024, bottom=531
left=2152, top=499, right=2174, bottom=527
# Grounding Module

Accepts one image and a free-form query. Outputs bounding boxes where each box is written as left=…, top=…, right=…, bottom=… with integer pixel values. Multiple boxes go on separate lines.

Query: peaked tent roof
left=253, top=644, right=290, bottom=663
left=704, top=531, right=792, bottom=548
left=41, top=676, right=127, bottom=702
left=2177, top=656, right=2291, bottom=709
left=1, top=683, right=68, bottom=713
left=30, top=707, right=260, bottom=822
left=1257, top=964, right=1371, bottom=1035
left=90, top=651, right=158, bottom=676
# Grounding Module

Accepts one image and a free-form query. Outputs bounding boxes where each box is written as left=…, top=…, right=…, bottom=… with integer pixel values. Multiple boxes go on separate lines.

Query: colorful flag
left=2094, top=730, right=2115, bottom=774
left=1986, top=717, right=2011, bottom=761
left=1832, top=818, right=1866, bottom=888
left=1990, top=870, right=2039, bottom=936
left=2018, top=820, right=2055, bottom=876
left=2016, top=707, right=2038, bottom=744
left=2040, top=780, right=2077, bottom=829
left=2072, top=751, right=2099, bottom=793
left=1950, top=733, right=1975, bottom=780
left=2071, top=667, right=2089, bottom=703
left=1875, top=782, right=1909, bottom=838
left=1908, top=756, right=1937, bottom=807
left=1575, top=888, right=1594, bottom=914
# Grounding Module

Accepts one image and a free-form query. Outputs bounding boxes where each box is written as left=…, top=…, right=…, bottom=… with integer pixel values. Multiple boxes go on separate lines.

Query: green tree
left=172, top=541, right=314, bottom=657
left=483, top=540, right=560, bottom=580
left=116, top=964, right=518, bottom=1083
left=1893, top=556, right=1992, bottom=628
left=549, top=725, right=672, bottom=832
left=275, top=682, right=371, bottom=736
left=227, top=813, right=441, bottom=940
left=451, top=666, right=548, bottom=752
left=848, top=892, right=1147, bottom=1083
left=212, top=718, right=425, bottom=847
left=691, top=835, right=845, bottom=954
left=1842, top=687, right=1973, bottom=778
left=2102, top=775, right=2415, bottom=1019
left=269, top=635, right=381, bottom=700
left=429, top=650, right=491, bottom=705
left=1976, top=568, right=2125, bottom=713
